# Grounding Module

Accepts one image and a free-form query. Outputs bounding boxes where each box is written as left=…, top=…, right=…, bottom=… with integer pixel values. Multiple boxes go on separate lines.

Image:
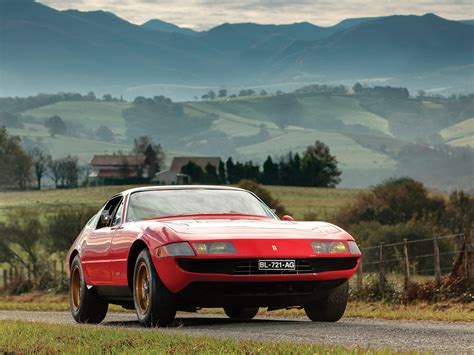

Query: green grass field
left=24, top=101, right=132, bottom=137
left=0, top=185, right=361, bottom=221
left=439, top=117, right=474, bottom=142
left=0, top=320, right=393, bottom=354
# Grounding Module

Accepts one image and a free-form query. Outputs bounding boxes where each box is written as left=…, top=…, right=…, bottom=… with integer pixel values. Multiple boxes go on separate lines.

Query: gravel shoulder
left=0, top=310, right=472, bottom=352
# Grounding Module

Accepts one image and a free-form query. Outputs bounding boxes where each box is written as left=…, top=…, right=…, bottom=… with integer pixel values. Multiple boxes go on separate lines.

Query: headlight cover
left=156, top=242, right=195, bottom=257
left=311, top=241, right=348, bottom=254
left=348, top=241, right=361, bottom=255
left=192, top=242, right=237, bottom=255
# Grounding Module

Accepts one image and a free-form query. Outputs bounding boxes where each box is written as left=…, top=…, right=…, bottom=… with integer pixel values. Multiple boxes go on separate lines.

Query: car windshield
left=126, top=189, right=276, bottom=222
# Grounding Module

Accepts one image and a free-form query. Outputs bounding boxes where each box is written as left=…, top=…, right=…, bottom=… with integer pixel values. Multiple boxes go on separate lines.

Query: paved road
left=0, top=310, right=472, bottom=352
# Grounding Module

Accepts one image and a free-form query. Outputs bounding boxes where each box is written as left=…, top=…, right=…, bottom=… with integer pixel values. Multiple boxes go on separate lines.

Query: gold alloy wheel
left=71, top=265, right=81, bottom=311
left=135, top=262, right=150, bottom=314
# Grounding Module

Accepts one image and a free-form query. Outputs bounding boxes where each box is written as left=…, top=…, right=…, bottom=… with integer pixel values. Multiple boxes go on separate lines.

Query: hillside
left=7, top=90, right=474, bottom=189
left=1, top=0, right=473, bottom=97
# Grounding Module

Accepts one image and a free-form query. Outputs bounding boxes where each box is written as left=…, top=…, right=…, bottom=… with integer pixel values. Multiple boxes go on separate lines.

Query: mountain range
left=0, top=0, right=473, bottom=98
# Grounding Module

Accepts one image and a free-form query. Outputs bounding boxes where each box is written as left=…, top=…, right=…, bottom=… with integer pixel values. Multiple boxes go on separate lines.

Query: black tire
left=304, top=281, right=349, bottom=322
left=133, top=249, right=176, bottom=327
left=69, top=255, right=108, bottom=324
left=224, top=306, right=259, bottom=320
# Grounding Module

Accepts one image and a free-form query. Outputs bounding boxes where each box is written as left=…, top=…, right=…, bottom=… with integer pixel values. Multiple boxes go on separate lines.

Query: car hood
left=154, top=218, right=351, bottom=241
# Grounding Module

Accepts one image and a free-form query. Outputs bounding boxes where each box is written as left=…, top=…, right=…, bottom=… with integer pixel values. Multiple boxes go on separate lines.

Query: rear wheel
left=224, top=306, right=259, bottom=320
left=304, top=281, right=349, bottom=322
left=69, top=255, right=108, bottom=324
left=133, top=249, right=176, bottom=327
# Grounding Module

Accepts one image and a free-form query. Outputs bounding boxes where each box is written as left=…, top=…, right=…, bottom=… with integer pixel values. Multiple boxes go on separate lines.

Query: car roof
left=120, top=185, right=246, bottom=196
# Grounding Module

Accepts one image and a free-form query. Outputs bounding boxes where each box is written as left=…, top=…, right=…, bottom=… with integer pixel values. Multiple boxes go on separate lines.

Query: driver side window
left=96, top=196, right=123, bottom=229
left=112, top=201, right=124, bottom=226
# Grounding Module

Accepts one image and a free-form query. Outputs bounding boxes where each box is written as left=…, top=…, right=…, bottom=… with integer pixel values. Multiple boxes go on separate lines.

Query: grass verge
left=0, top=320, right=392, bottom=354
left=1, top=293, right=472, bottom=322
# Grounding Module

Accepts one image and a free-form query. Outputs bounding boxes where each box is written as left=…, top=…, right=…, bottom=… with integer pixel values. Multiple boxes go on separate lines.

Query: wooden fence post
left=9, top=268, right=13, bottom=284
left=465, top=229, right=473, bottom=288
left=434, top=236, right=441, bottom=287
left=357, top=259, right=363, bottom=288
left=3, top=270, right=7, bottom=289
left=378, top=242, right=385, bottom=296
left=13, top=266, right=18, bottom=281
left=403, top=239, right=410, bottom=290
left=52, top=260, right=57, bottom=279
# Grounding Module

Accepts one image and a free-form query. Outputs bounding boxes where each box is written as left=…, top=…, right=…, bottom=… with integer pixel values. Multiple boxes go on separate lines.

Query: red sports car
left=67, top=185, right=361, bottom=327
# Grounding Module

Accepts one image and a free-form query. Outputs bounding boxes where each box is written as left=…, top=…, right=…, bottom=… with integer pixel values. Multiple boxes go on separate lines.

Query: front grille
left=177, top=257, right=358, bottom=275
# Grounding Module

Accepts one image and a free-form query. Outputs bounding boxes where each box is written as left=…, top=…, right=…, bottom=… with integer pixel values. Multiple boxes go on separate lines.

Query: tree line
left=181, top=140, right=341, bottom=188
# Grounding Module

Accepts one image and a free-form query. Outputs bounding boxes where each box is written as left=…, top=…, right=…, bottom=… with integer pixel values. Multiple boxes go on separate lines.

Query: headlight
left=311, top=241, right=349, bottom=254
left=156, top=242, right=195, bottom=257
left=348, top=241, right=361, bottom=255
left=192, top=242, right=237, bottom=255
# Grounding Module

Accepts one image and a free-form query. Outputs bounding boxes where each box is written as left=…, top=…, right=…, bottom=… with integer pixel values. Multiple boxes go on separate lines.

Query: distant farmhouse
left=155, top=156, right=220, bottom=184
left=89, top=154, right=147, bottom=185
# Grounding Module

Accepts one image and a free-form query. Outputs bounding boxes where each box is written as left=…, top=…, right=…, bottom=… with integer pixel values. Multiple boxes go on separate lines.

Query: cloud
left=39, top=0, right=473, bottom=30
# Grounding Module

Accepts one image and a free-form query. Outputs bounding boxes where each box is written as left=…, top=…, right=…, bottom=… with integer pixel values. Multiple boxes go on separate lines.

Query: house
left=89, top=154, right=147, bottom=184
left=154, top=170, right=190, bottom=185
left=154, top=156, right=221, bottom=184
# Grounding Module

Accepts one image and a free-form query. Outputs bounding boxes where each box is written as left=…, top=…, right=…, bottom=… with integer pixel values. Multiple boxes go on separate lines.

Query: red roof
left=90, top=154, right=145, bottom=167
left=96, top=169, right=139, bottom=178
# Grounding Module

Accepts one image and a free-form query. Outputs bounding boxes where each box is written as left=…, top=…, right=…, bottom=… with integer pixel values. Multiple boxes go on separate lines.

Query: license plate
left=258, top=259, right=296, bottom=271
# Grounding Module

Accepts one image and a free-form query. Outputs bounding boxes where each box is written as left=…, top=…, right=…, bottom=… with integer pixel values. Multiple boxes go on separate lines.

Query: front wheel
left=69, top=255, right=108, bottom=323
left=224, top=306, right=259, bottom=320
left=133, top=249, right=176, bottom=327
left=304, top=281, right=349, bottom=322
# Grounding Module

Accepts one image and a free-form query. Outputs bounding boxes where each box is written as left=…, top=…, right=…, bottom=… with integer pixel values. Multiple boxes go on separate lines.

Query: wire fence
left=356, top=229, right=473, bottom=289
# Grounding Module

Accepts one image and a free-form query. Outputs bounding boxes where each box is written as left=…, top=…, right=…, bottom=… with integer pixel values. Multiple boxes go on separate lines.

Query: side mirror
left=100, top=210, right=111, bottom=226
left=282, top=215, right=294, bottom=221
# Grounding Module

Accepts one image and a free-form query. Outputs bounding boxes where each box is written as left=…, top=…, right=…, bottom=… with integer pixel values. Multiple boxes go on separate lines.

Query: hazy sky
left=40, top=0, right=473, bottom=30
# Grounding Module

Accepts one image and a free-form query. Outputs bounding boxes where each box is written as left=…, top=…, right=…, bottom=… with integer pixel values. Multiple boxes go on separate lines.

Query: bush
left=238, top=180, right=289, bottom=218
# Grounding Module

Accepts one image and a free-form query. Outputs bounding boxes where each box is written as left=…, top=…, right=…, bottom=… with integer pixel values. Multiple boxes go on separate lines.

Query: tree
left=226, top=157, right=237, bottom=183
left=0, top=128, right=32, bottom=190
left=0, top=209, right=44, bottom=277
left=45, top=115, right=67, bottom=136
left=49, top=156, right=79, bottom=188
left=102, top=94, right=113, bottom=102
left=300, top=141, right=341, bottom=187
left=45, top=207, right=98, bottom=255
left=353, top=82, right=363, bottom=94
left=218, top=89, right=228, bottom=98
left=261, top=156, right=279, bottom=185
left=204, top=163, right=218, bottom=183
left=133, top=136, right=165, bottom=178
left=95, top=125, right=114, bottom=142
left=181, top=161, right=204, bottom=183
left=0, top=111, right=23, bottom=128
left=86, top=91, right=96, bottom=101
left=30, top=148, right=51, bottom=190
left=205, top=90, right=216, bottom=100
left=218, top=160, right=226, bottom=183
left=48, top=159, right=61, bottom=188
left=259, top=89, right=268, bottom=96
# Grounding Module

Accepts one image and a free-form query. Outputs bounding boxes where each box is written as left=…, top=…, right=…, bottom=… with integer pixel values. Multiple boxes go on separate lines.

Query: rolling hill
left=9, top=89, right=474, bottom=189
left=0, top=0, right=473, bottom=98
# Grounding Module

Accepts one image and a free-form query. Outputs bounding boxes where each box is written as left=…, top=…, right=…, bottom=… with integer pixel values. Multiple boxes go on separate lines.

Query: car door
left=81, top=195, right=123, bottom=285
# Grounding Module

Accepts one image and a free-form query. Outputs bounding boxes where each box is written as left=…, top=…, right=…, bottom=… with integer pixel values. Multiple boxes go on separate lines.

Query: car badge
left=272, top=245, right=278, bottom=251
